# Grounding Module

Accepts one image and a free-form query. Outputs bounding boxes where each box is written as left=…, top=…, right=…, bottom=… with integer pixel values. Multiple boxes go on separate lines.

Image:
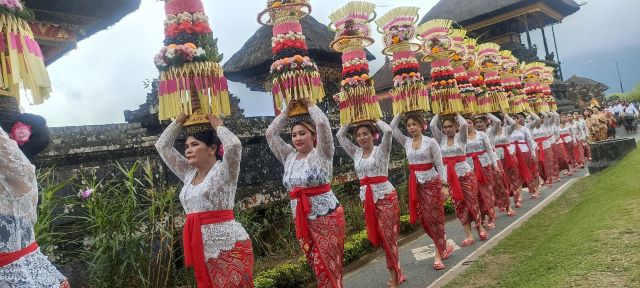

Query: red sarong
left=289, top=184, right=332, bottom=242
left=359, top=176, right=389, bottom=246
left=408, top=163, right=434, bottom=224
left=443, top=156, right=467, bottom=202
left=534, top=136, right=552, bottom=162
left=495, top=143, right=515, bottom=168
left=416, top=179, right=447, bottom=257
left=466, top=151, right=488, bottom=184
left=375, top=192, right=405, bottom=283
left=183, top=210, right=235, bottom=288
left=205, top=239, right=255, bottom=288
left=301, top=206, right=346, bottom=288
left=512, top=141, right=533, bottom=183
left=452, top=173, right=482, bottom=225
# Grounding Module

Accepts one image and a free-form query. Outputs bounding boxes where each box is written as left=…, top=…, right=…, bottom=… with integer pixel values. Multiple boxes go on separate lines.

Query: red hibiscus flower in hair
left=9, top=122, right=32, bottom=146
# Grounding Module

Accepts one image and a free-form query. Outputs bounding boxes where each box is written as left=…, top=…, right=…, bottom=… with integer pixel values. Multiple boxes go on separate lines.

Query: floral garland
left=0, top=0, right=34, bottom=21
left=269, top=55, right=318, bottom=74
left=155, top=11, right=220, bottom=71
left=383, top=25, right=415, bottom=47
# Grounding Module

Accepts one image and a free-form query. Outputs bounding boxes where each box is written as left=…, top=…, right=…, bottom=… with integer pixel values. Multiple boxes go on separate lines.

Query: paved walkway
left=344, top=168, right=589, bottom=288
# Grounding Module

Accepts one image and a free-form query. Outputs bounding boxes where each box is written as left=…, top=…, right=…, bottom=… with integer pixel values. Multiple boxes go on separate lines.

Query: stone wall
left=35, top=117, right=409, bottom=210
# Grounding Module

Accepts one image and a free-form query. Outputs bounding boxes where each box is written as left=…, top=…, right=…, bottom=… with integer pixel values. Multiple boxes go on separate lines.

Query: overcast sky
left=22, top=0, right=640, bottom=127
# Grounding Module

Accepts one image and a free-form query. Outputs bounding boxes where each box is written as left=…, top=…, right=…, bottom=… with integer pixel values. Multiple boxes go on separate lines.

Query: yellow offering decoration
left=449, top=30, right=479, bottom=115
left=376, top=7, right=430, bottom=114
left=156, top=0, right=231, bottom=130
left=259, top=0, right=324, bottom=117
left=0, top=6, right=51, bottom=105
left=417, top=18, right=463, bottom=115
left=476, top=43, right=509, bottom=113
left=329, top=1, right=381, bottom=125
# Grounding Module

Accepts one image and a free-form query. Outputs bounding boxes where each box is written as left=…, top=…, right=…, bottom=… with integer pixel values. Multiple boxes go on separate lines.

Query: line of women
left=1, top=102, right=586, bottom=288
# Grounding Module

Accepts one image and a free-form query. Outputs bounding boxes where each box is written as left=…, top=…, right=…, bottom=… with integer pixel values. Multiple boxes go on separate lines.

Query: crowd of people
left=602, top=100, right=639, bottom=135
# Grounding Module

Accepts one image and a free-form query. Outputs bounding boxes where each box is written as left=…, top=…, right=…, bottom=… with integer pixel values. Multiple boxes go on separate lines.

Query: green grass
left=445, top=148, right=640, bottom=288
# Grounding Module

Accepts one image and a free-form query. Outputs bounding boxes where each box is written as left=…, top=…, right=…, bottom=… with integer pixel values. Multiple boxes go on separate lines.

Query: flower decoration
left=9, top=121, right=31, bottom=146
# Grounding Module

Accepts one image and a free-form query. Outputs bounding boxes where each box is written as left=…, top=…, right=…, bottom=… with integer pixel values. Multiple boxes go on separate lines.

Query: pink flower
left=217, top=144, right=224, bottom=158
left=9, top=121, right=31, bottom=146
left=80, top=188, right=94, bottom=199
left=0, top=0, right=23, bottom=10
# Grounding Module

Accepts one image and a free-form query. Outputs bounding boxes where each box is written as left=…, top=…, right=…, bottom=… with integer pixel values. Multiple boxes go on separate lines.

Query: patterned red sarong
left=205, top=239, right=254, bottom=288
left=551, top=143, right=561, bottom=179
left=452, top=173, right=481, bottom=225
left=521, top=151, right=540, bottom=192
left=504, top=156, right=522, bottom=201
left=538, top=147, right=554, bottom=184
left=492, top=162, right=511, bottom=210
left=374, top=192, right=405, bottom=282
left=416, top=178, right=447, bottom=257
left=477, top=165, right=496, bottom=222
left=301, top=206, right=346, bottom=288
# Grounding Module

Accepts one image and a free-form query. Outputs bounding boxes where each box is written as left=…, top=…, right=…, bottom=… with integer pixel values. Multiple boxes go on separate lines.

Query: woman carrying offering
left=464, top=115, right=499, bottom=230
left=390, top=113, right=453, bottom=270
left=155, top=113, right=254, bottom=288
left=509, top=113, right=540, bottom=201
left=337, top=118, right=407, bottom=284
left=486, top=113, right=517, bottom=216
left=431, top=114, right=488, bottom=247
left=266, top=100, right=346, bottom=288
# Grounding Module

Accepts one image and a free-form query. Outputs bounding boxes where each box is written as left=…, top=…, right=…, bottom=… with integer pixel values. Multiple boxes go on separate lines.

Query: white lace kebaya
left=336, top=120, right=395, bottom=203
left=155, top=121, right=249, bottom=259
left=430, top=114, right=473, bottom=177
left=390, top=114, right=447, bottom=184
left=266, top=105, right=339, bottom=219
left=0, top=126, right=67, bottom=287
left=487, top=113, right=517, bottom=159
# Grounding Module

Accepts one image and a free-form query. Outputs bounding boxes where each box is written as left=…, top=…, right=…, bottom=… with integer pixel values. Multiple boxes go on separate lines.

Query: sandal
left=530, top=193, right=540, bottom=199
left=433, top=262, right=446, bottom=270
left=441, top=245, right=455, bottom=260
left=515, top=200, right=522, bottom=208
left=478, top=230, right=489, bottom=241
left=487, top=222, right=496, bottom=230
left=460, top=238, right=475, bottom=247
left=507, top=209, right=516, bottom=217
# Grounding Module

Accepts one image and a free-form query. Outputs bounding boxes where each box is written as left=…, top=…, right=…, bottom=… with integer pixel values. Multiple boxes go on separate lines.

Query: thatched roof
left=371, top=57, right=431, bottom=92
left=223, top=15, right=375, bottom=91
left=419, top=0, right=580, bottom=28
left=26, top=0, right=141, bottom=64
left=565, top=75, right=609, bottom=90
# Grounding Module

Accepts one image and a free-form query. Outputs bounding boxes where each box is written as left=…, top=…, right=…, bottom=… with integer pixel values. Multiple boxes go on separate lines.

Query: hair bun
left=14, top=113, right=51, bottom=159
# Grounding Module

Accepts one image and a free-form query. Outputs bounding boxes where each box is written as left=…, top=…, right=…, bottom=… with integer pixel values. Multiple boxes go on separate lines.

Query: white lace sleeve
left=430, top=114, right=443, bottom=143
left=505, top=114, right=516, bottom=135
left=308, top=104, right=334, bottom=160
left=526, top=112, right=540, bottom=131
left=456, top=114, right=468, bottom=145
left=266, top=109, right=295, bottom=165
left=430, top=138, right=447, bottom=183
left=486, top=113, right=501, bottom=138
left=0, top=126, right=36, bottom=197
left=377, top=120, right=393, bottom=156
left=524, top=127, right=537, bottom=154
left=336, top=125, right=357, bottom=159
left=482, top=133, right=497, bottom=166
left=541, top=112, right=553, bottom=129
left=390, top=113, right=409, bottom=145
left=155, top=120, right=191, bottom=183
left=217, top=126, right=242, bottom=184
